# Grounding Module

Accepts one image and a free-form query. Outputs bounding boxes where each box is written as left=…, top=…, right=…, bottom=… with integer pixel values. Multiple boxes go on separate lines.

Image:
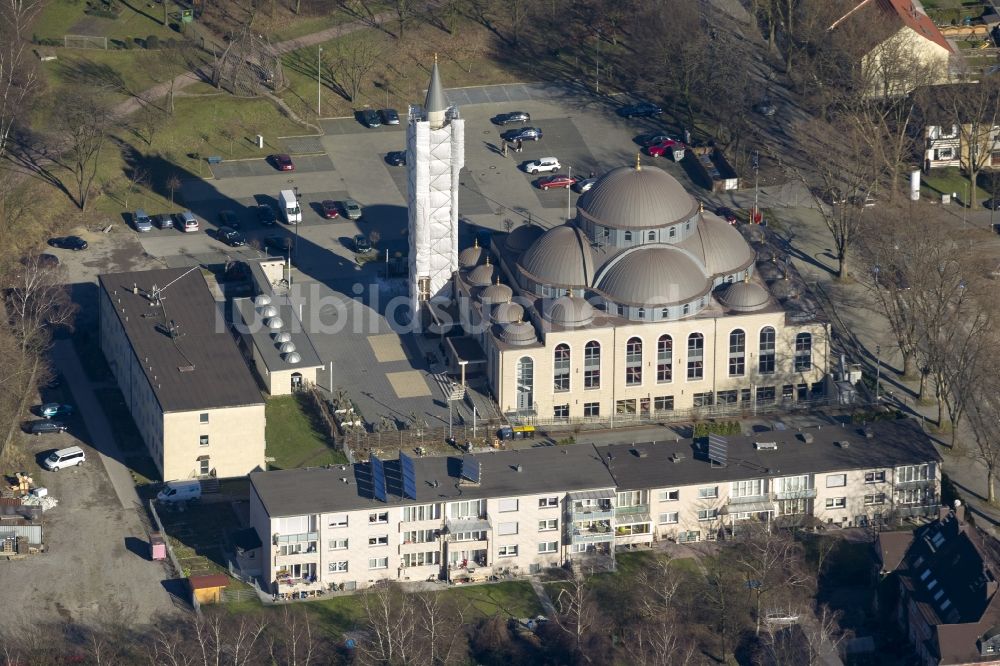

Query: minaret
left=406, top=56, right=465, bottom=321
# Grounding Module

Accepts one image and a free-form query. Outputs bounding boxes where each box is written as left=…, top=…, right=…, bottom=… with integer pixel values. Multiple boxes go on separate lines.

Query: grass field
left=34, top=0, right=184, bottom=42
left=265, top=394, right=347, bottom=469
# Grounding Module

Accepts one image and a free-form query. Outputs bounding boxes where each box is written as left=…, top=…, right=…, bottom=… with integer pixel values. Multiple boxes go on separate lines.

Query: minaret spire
left=425, top=56, right=448, bottom=129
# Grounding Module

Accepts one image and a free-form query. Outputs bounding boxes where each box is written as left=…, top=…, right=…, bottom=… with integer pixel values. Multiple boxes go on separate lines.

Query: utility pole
left=875, top=344, right=881, bottom=402
left=595, top=33, right=600, bottom=94
left=752, top=150, right=760, bottom=224
left=317, top=46, right=323, bottom=117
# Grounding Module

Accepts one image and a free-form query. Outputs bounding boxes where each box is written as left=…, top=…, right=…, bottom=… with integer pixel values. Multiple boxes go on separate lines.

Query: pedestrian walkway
left=530, top=578, right=557, bottom=617
left=50, top=338, right=142, bottom=511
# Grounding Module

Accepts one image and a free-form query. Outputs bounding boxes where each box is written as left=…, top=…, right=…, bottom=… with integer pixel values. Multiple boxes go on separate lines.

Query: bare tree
left=0, top=0, right=41, bottom=160
left=623, top=556, right=696, bottom=666
left=935, top=80, right=1000, bottom=209
left=550, top=576, right=602, bottom=660
left=49, top=88, right=115, bottom=210
left=267, top=606, right=325, bottom=665
left=734, top=523, right=813, bottom=636
left=965, top=348, right=1000, bottom=503
left=166, top=174, right=182, bottom=205
left=324, top=38, right=384, bottom=103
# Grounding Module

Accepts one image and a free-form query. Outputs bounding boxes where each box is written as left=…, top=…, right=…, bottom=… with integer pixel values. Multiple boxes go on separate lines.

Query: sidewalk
left=50, top=338, right=142, bottom=512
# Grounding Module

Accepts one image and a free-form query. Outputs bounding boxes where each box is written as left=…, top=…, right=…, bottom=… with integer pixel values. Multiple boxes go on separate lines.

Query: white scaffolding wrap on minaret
left=406, top=59, right=465, bottom=318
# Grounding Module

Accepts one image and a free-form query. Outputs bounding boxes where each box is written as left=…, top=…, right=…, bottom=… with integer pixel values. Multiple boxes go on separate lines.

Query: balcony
left=728, top=494, right=772, bottom=506
left=571, top=526, right=615, bottom=544
left=772, top=488, right=817, bottom=500
left=895, top=478, right=936, bottom=488
left=615, top=505, right=650, bottom=518
left=570, top=507, right=614, bottom=521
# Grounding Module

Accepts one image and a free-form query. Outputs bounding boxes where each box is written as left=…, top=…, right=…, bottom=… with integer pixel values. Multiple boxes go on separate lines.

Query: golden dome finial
left=567, top=288, right=574, bottom=297
left=485, top=255, right=491, bottom=266
left=495, top=276, right=501, bottom=286
left=699, top=201, right=704, bottom=213
left=473, top=238, right=479, bottom=248
left=434, top=52, right=438, bottom=63
left=635, top=153, right=642, bottom=171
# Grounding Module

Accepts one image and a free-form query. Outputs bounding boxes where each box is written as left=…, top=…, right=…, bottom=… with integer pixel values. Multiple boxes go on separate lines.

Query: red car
left=715, top=207, right=739, bottom=224
left=320, top=200, right=340, bottom=219
left=647, top=138, right=684, bottom=158
left=536, top=174, right=579, bottom=190
left=271, top=154, right=295, bottom=171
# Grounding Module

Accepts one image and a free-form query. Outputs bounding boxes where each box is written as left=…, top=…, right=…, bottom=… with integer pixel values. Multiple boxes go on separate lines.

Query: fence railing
left=149, top=499, right=200, bottom=615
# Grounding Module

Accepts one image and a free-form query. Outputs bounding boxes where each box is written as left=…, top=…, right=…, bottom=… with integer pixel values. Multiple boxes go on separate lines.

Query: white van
left=279, top=189, right=302, bottom=225
left=157, top=480, right=202, bottom=503
left=43, top=446, right=86, bottom=471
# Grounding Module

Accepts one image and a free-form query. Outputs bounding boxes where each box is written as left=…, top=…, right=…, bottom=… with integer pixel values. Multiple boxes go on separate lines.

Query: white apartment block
left=249, top=420, right=939, bottom=596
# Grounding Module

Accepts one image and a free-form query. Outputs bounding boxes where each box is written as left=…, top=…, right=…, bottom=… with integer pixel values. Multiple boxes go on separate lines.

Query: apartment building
left=248, top=419, right=939, bottom=595
left=99, top=268, right=266, bottom=481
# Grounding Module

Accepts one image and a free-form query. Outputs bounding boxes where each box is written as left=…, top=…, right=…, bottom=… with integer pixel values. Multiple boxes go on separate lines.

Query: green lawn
left=922, top=166, right=970, bottom=200
left=265, top=394, right=347, bottom=469
left=34, top=0, right=184, bottom=42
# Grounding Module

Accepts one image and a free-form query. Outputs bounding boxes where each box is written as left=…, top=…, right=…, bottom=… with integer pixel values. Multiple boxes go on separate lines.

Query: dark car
left=354, top=234, right=373, bottom=253
left=502, top=127, right=543, bottom=142
left=494, top=111, right=531, bottom=125
left=985, top=199, right=1000, bottom=210
left=41, top=403, right=74, bottom=418
left=716, top=207, right=738, bottom=224
left=359, top=109, right=382, bottom=128
left=28, top=420, right=67, bottom=435
left=49, top=236, right=88, bottom=250
left=536, top=174, right=579, bottom=190
left=154, top=213, right=174, bottom=229
left=217, top=226, right=246, bottom=247
left=320, top=200, right=341, bottom=219
left=265, top=235, right=292, bottom=254
left=380, top=108, right=400, bottom=125
left=386, top=150, right=407, bottom=166
left=270, top=154, right=295, bottom=171
left=256, top=205, right=277, bottom=226
left=218, top=210, right=241, bottom=230
left=617, top=102, right=663, bottom=118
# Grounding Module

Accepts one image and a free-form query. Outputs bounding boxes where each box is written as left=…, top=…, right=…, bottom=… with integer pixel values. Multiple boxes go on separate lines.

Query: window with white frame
left=731, top=479, right=766, bottom=498
left=539, top=519, right=558, bottom=531
left=448, top=499, right=486, bottom=519
left=826, top=474, right=846, bottom=488
left=776, top=475, right=810, bottom=493
left=864, top=493, right=886, bottom=506
left=865, top=471, right=886, bottom=484
left=402, top=530, right=435, bottom=544
left=328, top=514, right=348, bottom=528
left=584, top=341, right=601, bottom=389
left=659, top=512, right=679, bottom=524
left=794, top=333, right=812, bottom=371
left=825, top=497, right=846, bottom=508
left=625, top=337, right=643, bottom=386
left=498, top=498, right=519, bottom=513
left=687, top=333, right=704, bottom=380
left=402, top=504, right=441, bottom=522
left=553, top=343, right=571, bottom=392
left=698, top=486, right=718, bottom=499
left=659, top=489, right=679, bottom=502
left=896, top=463, right=934, bottom=483
left=328, top=561, right=348, bottom=573
left=697, top=509, right=718, bottom=521
left=538, top=541, right=558, bottom=554
left=369, top=535, right=389, bottom=547
left=454, top=530, right=487, bottom=542
left=538, top=497, right=559, bottom=508
left=728, top=329, right=746, bottom=377
left=897, top=487, right=935, bottom=505
left=328, top=538, right=348, bottom=550
left=402, top=551, right=440, bottom=567
left=657, top=335, right=673, bottom=382
left=498, top=522, right=519, bottom=536
left=368, top=557, right=389, bottom=570
left=759, top=327, right=776, bottom=374
left=369, top=512, right=389, bottom=524
left=498, top=545, right=518, bottom=557
left=617, top=490, right=645, bottom=507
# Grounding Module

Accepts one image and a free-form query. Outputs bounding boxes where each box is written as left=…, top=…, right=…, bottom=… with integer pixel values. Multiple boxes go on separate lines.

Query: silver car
left=343, top=199, right=363, bottom=220
left=133, top=209, right=153, bottom=232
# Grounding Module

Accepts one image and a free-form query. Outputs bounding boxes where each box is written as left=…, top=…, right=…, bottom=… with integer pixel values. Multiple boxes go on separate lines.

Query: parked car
left=218, top=210, right=241, bottom=230
left=255, top=205, right=277, bottom=226
left=133, top=208, right=153, bottom=232
left=638, top=134, right=674, bottom=148
left=175, top=210, right=199, bottom=233
left=217, top=226, right=246, bottom=247
left=157, top=480, right=201, bottom=503
left=525, top=157, right=561, bottom=174
left=154, top=213, right=174, bottom=229
left=359, top=109, right=382, bottom=128
left=617, top=102, right=663, bottom=118
left=28, top=420, right=67, bottom=436
left=715, top=207, right=739, bottom=224
left=537, top=174, right=578, bottom=190
left=574, top=178, right=597, bottom=194
left=41, top=403, right=74, bottom=419
left=503, top=127, right=543, bottom=142
left=265, top=235, right=292, bottom=254
left=494, top=111, right=531, bottom=125
left=343, top=199, right=363, bottom=220
left=849, top=192, right=876, bottom=208
left=380, top=108, right=400, bottom=125
left=270, top=154, right=295, bottom=171
left=42, top=445, right=85, bottom=469
left=386, top=150, right=407, bottom=166
left=647, top=139, right=685, bottom=158
left=48, top=236, right=88, bottom=250
left=754, top=99, right=777, bottom=117
left=320, top=200, right=341, bottom=219
left=354, top=234, right=373, bottom=253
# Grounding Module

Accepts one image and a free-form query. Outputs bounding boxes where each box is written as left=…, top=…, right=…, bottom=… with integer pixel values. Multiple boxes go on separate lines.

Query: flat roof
left=99, top=268, right=264, bottom=413
left=599, top=419, right=941, bottom=491
left=251, top=445, right=618, bottom=517
left=233, top=297, right=323, bottom=372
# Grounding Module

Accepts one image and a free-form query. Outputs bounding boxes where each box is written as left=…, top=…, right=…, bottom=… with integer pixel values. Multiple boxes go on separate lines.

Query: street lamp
left=317, top=46, right=323, bottom=117
left=566, top=165, right=573, bottom=222
left=875, top=344, right=881, bottom=402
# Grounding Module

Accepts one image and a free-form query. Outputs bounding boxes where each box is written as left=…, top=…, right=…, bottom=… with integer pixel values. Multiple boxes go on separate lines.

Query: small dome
left=278, top=341, right=297, bottom=353
left=273, top=331, right=292, bottom=343
left=480, top=280, right=513, bottom=306
left=283, top=351, right=301, bottom=364
left=577, top=163, right=697, bottom=230
left=718, top=281, right=770, bottom=312
left=518, top=225, right=594, bottom=289
left=680, top=214, right=755, bottom=277
left=596, top=246, right=709, bottom=307
left=504, top=224, right=544, bottom=254
left=493, top=301, right=524, bottom=324
left=468, top=258, right=497, bottom=287
left=498, top=320, right=536, bottom=346
left=265, top=316, right=284, bottom=329
left=544, top=293, right=594, bottom=328
left=255, top=294, right=272, bottom=306
left=459, top=241, right=485, bottom=268
left=259, top=304, right=279, bottom=318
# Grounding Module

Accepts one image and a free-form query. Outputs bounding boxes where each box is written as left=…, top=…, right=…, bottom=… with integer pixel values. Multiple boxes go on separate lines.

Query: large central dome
left=596, top=246, right=710, bottom=307
left=577, top=164, right=698, bottom=230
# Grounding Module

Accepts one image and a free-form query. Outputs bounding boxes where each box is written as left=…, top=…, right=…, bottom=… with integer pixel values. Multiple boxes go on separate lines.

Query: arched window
left=759, top=327, right=776, bottom=374
left=682, top=303, right=690, bottom=316
left=794, top=332, right=813, bottom=371
left=554, top=344, right=571, bottom=392
left=657, top=335, right=673, bottom=382
left=584, top=341, right=601, bottom=389
left=626, top=337, right=642, bottom=386
left=687, top=333, right=704, bottom=380
left=624, top=230, right=633, bottom=243
left=516, top=357, right=534, bottom=410
left=729, top=329, right=746, bottom=377
left=660, top=307, right=669, bottom=319
left=637, top=307, right=645, bottom=319
left=647, top=231, right=656, bottom=241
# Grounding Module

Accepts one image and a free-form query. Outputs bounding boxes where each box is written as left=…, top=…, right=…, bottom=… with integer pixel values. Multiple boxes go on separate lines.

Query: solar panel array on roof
left=370, top=455, right=387, bottom=502
left=400, top=452, right=417, bottom=500
left=708, top=434, right=728, bottom=467
left=460, top=455, right=481, bottom=484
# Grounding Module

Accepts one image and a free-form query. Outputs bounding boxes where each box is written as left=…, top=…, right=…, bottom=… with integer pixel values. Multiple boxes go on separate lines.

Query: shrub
left=145, top=34, right=159, bottom=49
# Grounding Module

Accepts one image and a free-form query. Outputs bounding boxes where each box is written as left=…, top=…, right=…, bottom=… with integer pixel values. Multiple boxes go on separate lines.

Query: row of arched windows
left=550, top=330, right=812, bottom=392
